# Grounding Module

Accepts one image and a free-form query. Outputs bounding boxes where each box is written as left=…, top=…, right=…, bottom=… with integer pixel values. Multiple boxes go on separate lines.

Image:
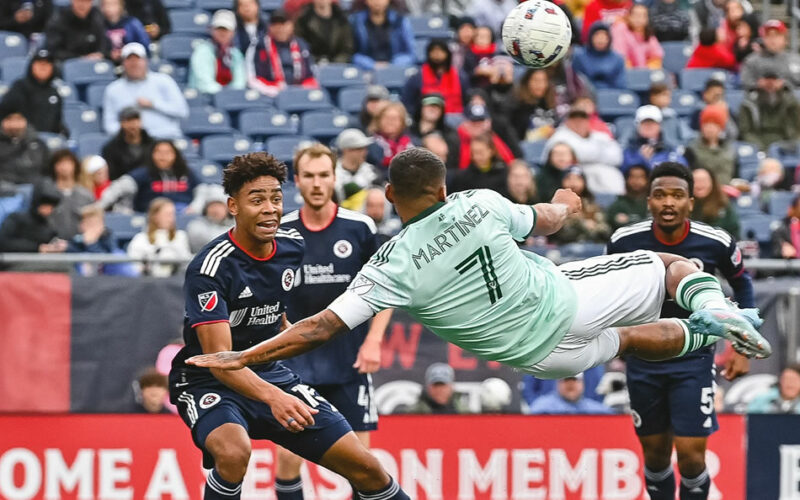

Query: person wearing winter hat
left=685, top=104, right=736, bottom=184
left=81, top=155, right=111, bottom=199
left=188, top=9, right=246, bottom=94
left=0, top=49, right=66, bottom=135
left=0, top=102, right=49, bottom=185
left=622, top=105, right=687, bottom=172
left=401, top=38, right=469, bottom=116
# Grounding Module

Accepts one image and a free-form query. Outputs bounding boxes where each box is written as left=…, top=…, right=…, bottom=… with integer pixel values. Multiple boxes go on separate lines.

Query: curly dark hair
left=650, top=161, right=694, bottom=194
left=223, top=152, right=288, bottom=196
left=47, top=148, right=81, bottom=181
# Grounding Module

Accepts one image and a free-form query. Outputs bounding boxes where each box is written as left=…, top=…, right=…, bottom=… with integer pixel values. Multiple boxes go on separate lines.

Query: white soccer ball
left=479, top=377, right=513, bottom=412
left=501, top=0, right=572, bottom=68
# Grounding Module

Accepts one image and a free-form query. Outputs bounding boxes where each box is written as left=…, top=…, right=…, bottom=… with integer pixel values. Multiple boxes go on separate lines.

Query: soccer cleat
left=688, top=308, right=772, bottom=359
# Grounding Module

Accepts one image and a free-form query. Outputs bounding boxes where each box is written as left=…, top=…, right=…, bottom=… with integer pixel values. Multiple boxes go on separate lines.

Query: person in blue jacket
left=528, top=373, right=616, bottom=415
left=350, top=0, right=415, bottom=70
left=622, top=105, right=687, bottom=172
left=101, top=0, right=151, bottom=64
left=188, top=9, right=246, bottom=94
left=572, top=21, right=627, bottom=90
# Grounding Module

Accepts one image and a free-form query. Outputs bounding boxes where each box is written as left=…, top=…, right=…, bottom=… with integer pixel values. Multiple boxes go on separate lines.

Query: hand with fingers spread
left=269, top=390, right=319, bottom=432
left=186, top=350, right=246, bottom=370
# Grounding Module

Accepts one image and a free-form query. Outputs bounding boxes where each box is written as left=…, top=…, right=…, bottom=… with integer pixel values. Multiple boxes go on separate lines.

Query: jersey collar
left=653, top=220, right=690, bottom=246
left=403, top=201, right=446, bottom=228
left=227, top=229, right=278, bottom=261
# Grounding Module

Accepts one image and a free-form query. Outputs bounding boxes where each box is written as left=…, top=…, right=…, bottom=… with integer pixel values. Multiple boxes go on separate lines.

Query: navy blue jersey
left=280, top=206, right=379, bottom=385
left=606, top=219, right=754, bottom=365
left=171, top=228, right=305, bottom=384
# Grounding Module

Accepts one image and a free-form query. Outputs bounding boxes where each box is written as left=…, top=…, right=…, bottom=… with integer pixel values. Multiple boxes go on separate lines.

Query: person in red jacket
left=456, top=103, right=515, bottom=169
left=581, top=0, right=631, bottom=43
left=687, top=27, right=737, bottom=71
left=401, top=39, right=469, bottom=117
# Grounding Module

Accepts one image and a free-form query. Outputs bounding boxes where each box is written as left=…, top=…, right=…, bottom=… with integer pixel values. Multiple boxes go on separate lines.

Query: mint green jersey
left=329, top=189, right=578, bottom=369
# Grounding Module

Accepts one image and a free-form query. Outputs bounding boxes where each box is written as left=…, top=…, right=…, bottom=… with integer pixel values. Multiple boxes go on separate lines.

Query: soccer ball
left=501, top=0, right=572, bottom=68
left=479, top=377, right=513, bottom=412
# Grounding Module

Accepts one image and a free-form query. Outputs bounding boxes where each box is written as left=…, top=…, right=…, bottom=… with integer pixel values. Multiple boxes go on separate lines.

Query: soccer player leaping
left=187, top=148, right=770, bottom=393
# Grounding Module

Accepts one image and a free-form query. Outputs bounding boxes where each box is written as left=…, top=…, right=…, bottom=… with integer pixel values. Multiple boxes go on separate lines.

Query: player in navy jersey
left=606, top=162, right=754, bottom=500
left=169, top=152, right=410, bottom=500
left=275, top=144, right=393, bottom=500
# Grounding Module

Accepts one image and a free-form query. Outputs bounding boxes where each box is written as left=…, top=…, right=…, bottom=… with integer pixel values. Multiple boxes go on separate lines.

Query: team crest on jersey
left=333, top=239, right=353, bottom=258
left=350, top=275, right=375, bottom=295
left=281, top=268, right=295, bottom=291
left=198, top=291, right=218, bottom=312
left=631, top=410, right=642, bottom=428
left=731, top=246, right=743, bottom=267
left=199, top=393, right=221, bottom=409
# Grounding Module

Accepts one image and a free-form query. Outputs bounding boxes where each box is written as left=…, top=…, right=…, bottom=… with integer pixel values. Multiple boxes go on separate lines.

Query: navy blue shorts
left=169, top=372, right=351, bottom=469
left=626, top=353, right=719, bottom=437
left=314, top=373, right=378, bottom=432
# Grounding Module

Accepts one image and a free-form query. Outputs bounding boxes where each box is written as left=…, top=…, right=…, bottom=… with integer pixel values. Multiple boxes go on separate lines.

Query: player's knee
left=211, top=442, right=251, bottom=481
left=676, top=452, right=706, bottom=478
left=343, top=454, right=388, bottom=491
left=642, top=449, right=672, bottom=471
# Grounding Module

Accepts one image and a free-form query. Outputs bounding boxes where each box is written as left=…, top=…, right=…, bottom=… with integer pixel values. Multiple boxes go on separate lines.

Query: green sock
left=675, top=272, right=729, bottom=312
left=675, top=319, right=719, bottom=357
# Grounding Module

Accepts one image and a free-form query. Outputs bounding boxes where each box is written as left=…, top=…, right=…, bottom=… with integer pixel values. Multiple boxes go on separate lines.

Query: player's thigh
left=637, top=432, right=674, bottom=470
left=559, top=250, right=666, bottom=336
left=319, top=432, right=389, bottom=491
left=204, top=422, right=252, bottom=464
left=626, top=362, right=672, bottom=437
left=668, top=358, right=719, bottom=437
left=524, top=328, right=620, bottom=379
left=316, top=374, right=378, bottom=433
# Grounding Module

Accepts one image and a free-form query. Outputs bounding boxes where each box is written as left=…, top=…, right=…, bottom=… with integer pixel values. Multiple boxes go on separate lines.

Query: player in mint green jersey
left=187, top=149, right=770, bottom=396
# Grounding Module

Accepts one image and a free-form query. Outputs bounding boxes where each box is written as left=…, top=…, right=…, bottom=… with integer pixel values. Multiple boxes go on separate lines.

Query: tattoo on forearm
left=247, top=313, right=345, bottom=364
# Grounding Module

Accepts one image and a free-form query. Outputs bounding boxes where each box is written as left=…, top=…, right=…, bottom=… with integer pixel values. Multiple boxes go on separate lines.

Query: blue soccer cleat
left=688, top=307, right=771, bottom=359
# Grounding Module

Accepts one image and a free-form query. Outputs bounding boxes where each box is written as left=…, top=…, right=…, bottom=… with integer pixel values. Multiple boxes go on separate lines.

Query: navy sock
left=680, top=468, right=710, bottom=500
left=644, top=466, right=676, bottom=500
left=275, top=476, right=304, bottom=500
left=358, top=478, right=410, bottom=500
left=204, top=469, right=241, bottom=499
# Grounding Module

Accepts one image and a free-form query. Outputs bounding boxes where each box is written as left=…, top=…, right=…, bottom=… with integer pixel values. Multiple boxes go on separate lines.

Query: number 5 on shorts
left=456, top=246, right=502, bottom=304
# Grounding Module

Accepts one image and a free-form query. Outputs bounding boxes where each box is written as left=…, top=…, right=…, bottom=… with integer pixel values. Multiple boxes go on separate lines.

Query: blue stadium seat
left=150, top=60, right=181, bottom=81
left=173, top=136, right=201, bottom=160
left=182, top=86, right=212, bottom=107
left=338, top=86, right=368, bottom=114
left=189, top=160, right=224, bottom=184
left=260, top=0, right=281, bottom=11
left=768, top=190, right=796, bottom=217
left=734, top=194, right=763, bottom=215
left=197, top=0, right=233, bottom=11
left=275, top=87, right=333, bottom=113
left=317, top=64, right=367, bottom=89
left=662, top=41, right=692, bottom=75
left=726, top=89, right=745, bottom=116
left=201, top=134, right=253, bottom=163
left=86, top=82, right=110, bottom=109
left=373, top=65, right=418, bottom=90
left=739, top=213, right=780, bottom=243
left=1, top=56, right=26, bottom=83
left=596, top=89, right=640, bottom=119
left=77, top=133, right=109, bottom=158
left=54, top=81, right=79, bottom=102
left=520, top=141, right=547, bottom=165
left=670, top=89, right=700, bottom=116
left=414, top=38, right=428, bottom=64
left=613, top=116, right=636, bottom=144
left=105, top=212, right=146, bottom=246
left=409, top=15, right=451, bottom=38
left=680, top=69, right=732, bottom=93
left=63, top=105, right=101, bottom=137
left=300, top=110, right=353, bottom=140
left=264, top=135, right=314, bottom=164
left=168, top=9, right=211, bottom=34
left=180, top=107, right=234, bottom=138
left=239, top=109, right=299, bottom=140
left=163, top=0, right=195, bottom=9
left=213, top=88, right=273, bottom=118
left=734, top=142, right=762, bottom=180
left=625, top=68, right=669, bottom=94
left=766, top=142, right=800, bottom=169
left=38, top=132, right=69, bottom=151
left=62, top=58, right=116, bottom=87
left=160, top=34, right=207, bottom=63
left=282, top=182, right=303, bottom=212
left=0, top=31, right=27, bottom=60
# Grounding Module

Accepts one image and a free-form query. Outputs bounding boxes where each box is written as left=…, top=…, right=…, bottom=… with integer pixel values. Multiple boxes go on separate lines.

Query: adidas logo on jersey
left=238, top=286, right=253, bottom=299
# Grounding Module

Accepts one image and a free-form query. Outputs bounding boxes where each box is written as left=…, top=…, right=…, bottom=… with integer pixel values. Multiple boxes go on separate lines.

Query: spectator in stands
left=571, top=94, right=613, bottom=138
left=0, top=180, right=65, bottom=253
left=45, top=0, right=110, bottom=61
left=0, top=104, right=49, bottom=186
left=358, top=84, right=391, bottom=131
left=508, top=69, right=559, bottom=143
left=99, top=140, right=200, bottom=213
left=80, top=154, right=111, bottom=199
left=103, top=43, right=188, bottom=138
left=101, top=0, right=150, bottom=64
left=102, top=107, right=155, bottom=181
left=611, top=3, right=664, bottom=69
left=0, top=0, right=52, bottom=38
left=732, top=10, right=760, bottom=64
left=649, top=0, right=689, bottom=42
left=687, top=27, right=737, bottom=71
left=246, top=9, right=318, bottom=97
left=408, top=93, right=460, bottom=167
left=686, top=104, right=736, bottom=184
left=469, top=26, right=514, bottom=94
left=188, top=10, right=246, bottom=95
left=771, top=195, right=800, bottom=260
left=690, top=78, right=739, bottom=139
left=233, top=0, right=266, bottom=53
left=421, top=132, right=454, bottom=170
left=747, top=365, right=800, bottom=414
left=295, top=0, right=354, bottom=64
left=606, top=164, right=649, bottom=231
left=690, top=0, right=741, bottom=45
left=456, top=103, right=516, bottom=170
left=538, top=142, right=577, bottom=202
left=125, top=0, right=169, bottom=40
left=738, top=72, right=800, bottom=150
left=528, top=373, right=615, bottom=415
left=572, top=22, right=626, bottom=90
left=131, top=367, right=171, bottom=413
left=622, top=105, right=686, bottom=172
left=692, top=167, right=740, bottom=236
left=127, top=197, right=191, bottom=276
left=187, top=190, right=231, bottom=253
left=66, top=205, right=133, bottom=276
left=466, top=89, right=522, bottom=159
left=750, top=158, right=794, bottom=211
left=48, top=149, right=93, bottom=239
left=741, top=20, right=800, bottom=90
left=405, top=0, right=470, bottom=17
left=581, top=0, right=631, bottom=43
left=451, top=133, right=508, bottom=193
left=402, top=39, right=469, bottom=116
left=350, top=0, right=415, bottom=70
left=646, top=83, right=688, bottom=145
left=400, top=363, right=469, bottom=414
left=367, top=102, right=413, bottom=169
left=0, top=49, right=65, bottom=135
left=544, top=107, right=624, bottom=195
left=451, top=16, right=478, bottom=76
left=505, top=159, right=539, bottom=205
left=334, top=128, right=381, bottom=206
left=549, top=166, right=611, bottom=244
left=363, top=187, right=401, bottom=243
left=467, top=0, right=516, bottom=35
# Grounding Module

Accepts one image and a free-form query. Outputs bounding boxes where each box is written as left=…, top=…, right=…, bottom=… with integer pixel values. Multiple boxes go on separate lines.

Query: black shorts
left=170, top=371, right=351, bottom=469
left=626, top=353, right=719, bottom=437
left=314, top=373, right=378, bottom=432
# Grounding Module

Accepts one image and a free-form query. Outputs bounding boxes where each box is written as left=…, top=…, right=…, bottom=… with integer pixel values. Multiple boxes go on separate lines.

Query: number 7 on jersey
left=456, top=246, right=503, bottom=304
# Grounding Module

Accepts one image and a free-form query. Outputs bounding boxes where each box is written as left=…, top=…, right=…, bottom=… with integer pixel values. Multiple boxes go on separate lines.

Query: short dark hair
left=649, top=161, right=693, bottom=194
left=704, top=78, right=725, bottom=92
left=138, top=367, right=167, bottom=389
left=699, top=27, right=717, bottom=46
left=48, top=148, right=81, bottom=182
left=649, top=82, right=670, bottom=96
left=223, top=152, right=288, bottom=196
left=388, top=147, right=446, bottom=199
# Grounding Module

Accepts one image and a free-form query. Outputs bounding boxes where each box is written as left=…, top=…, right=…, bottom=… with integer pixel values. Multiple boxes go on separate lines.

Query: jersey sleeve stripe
left=208, top=245, right=236, bottom=277
left=191, top=319, right=230, bottom=328
left=200, top=241, right=233, bottom=276
left=610, top=223, right=651, bottom=243
left=338, top=208, right=378, bottom=234
left=281, top=210, right=300, bottom=223
left=689, top=225, right=732, bottom=246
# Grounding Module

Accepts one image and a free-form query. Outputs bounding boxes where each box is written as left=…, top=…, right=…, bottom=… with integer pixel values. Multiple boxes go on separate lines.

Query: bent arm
left=532, top=203, right=571, bottom=236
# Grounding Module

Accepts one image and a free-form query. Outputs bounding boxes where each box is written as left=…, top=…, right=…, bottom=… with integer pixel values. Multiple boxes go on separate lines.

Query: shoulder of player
left=367, top=229, right=408, bottom=267
left=689, top=220, right=733, bottom=247
left=336, top=207, right=378, bottom=234
left=281, top=209, right=300, bottom=225
left=192, top=237, right=237, bottom=278
left=609, top=220, right=653, bottom=243
left=275, top=227, right=304, bottom=242
left=447, top=188, right=495, bottom=202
